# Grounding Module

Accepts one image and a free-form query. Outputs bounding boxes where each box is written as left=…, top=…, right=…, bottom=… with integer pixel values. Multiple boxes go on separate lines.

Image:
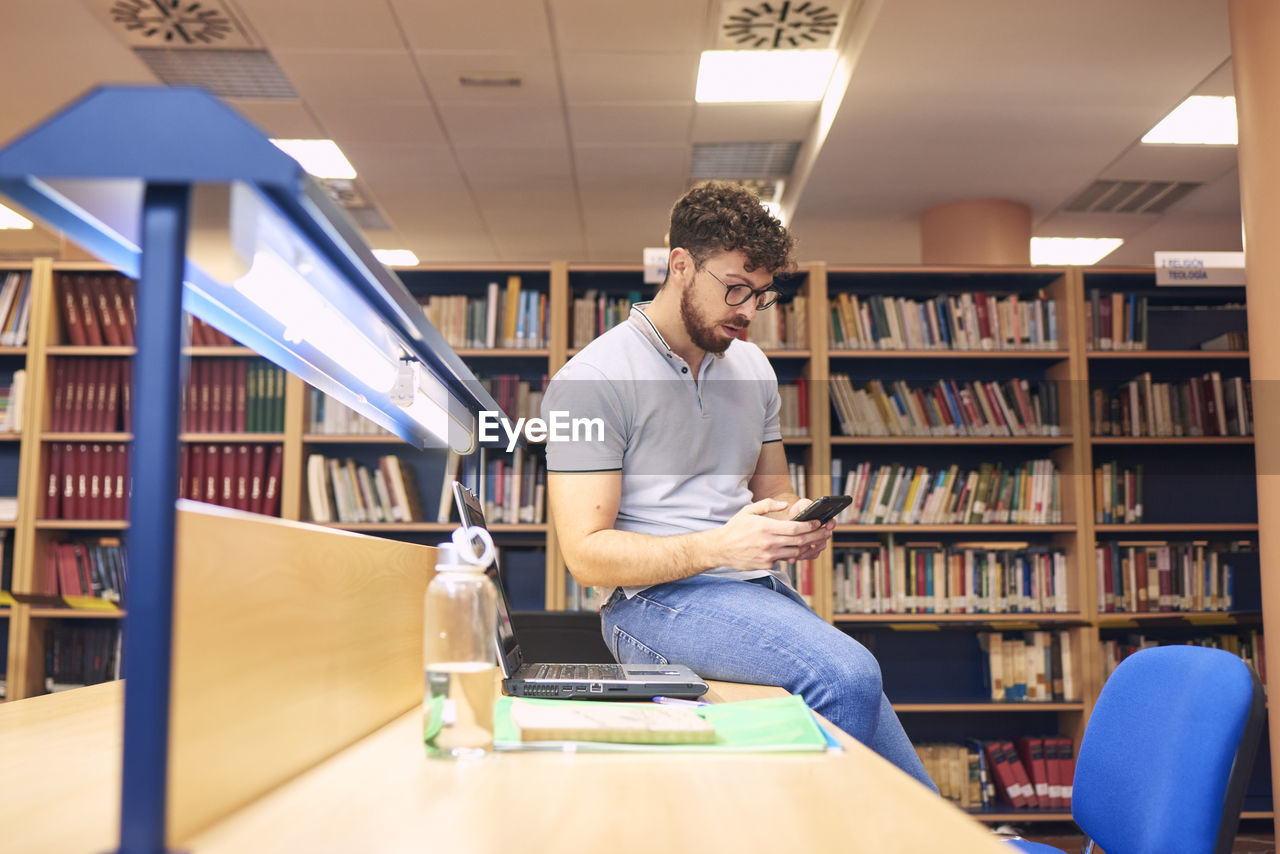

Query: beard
left=680, top=286, right=749, bottom=354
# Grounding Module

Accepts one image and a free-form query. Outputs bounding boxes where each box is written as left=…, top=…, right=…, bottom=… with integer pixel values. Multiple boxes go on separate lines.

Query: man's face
left=678, top=250, right=773, bottom=354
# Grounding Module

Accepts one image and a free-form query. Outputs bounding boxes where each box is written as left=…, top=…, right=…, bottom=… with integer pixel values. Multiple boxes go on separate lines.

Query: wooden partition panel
left=167, top=501, right=436, bottom=844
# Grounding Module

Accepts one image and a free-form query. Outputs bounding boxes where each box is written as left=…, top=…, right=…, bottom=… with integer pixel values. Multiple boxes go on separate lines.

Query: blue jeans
left=601, top=573, right=937, bottom=792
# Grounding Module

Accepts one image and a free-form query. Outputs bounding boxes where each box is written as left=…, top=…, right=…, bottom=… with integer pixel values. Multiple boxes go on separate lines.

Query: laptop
left=452, top=482, right=709, bottom=700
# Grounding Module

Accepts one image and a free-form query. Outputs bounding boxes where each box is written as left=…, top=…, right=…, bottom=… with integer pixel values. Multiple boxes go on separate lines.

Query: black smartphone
left=791, top=495, right=853, bottom=524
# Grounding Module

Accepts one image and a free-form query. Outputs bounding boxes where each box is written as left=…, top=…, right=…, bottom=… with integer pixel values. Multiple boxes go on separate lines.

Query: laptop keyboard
left=534, top=664, right=626, bottom=681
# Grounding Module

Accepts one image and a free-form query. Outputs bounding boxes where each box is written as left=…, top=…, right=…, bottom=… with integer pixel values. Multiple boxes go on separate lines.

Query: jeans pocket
left=611, top=626, right=669, bottom=666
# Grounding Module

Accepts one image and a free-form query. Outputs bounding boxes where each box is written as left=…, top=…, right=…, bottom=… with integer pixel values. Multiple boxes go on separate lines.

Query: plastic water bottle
left=423, top=525, right=498, bottom=759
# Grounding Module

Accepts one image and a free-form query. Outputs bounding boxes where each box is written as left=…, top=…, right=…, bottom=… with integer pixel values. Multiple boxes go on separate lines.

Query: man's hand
left=711, top=498, right=836, bottom=571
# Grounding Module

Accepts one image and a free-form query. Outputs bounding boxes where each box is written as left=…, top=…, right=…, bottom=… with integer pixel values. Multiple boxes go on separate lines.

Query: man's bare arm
left=548, top=469, right=829, bottom=589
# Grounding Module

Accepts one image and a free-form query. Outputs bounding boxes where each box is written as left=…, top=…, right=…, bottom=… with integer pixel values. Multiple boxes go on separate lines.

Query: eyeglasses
left=701, top=266, right=781, bottom=310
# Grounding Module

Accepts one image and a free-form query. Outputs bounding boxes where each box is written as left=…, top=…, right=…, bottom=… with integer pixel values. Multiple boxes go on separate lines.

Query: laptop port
left=589, top=682, right=603, bottom=693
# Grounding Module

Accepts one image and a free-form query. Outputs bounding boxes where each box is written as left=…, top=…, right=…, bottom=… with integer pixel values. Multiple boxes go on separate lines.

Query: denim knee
left=797, top=640, right=884, bottom=741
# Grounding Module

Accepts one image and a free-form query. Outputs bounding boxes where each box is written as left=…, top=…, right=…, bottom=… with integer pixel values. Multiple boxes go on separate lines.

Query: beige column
left=919, top=199, right=1031, bottom=266
left=1230, top=0, right=1280, bottom=833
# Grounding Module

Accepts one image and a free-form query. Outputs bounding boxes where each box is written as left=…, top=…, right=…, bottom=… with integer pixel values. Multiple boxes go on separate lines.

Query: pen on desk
left=651, top=696, right=710, bottom=707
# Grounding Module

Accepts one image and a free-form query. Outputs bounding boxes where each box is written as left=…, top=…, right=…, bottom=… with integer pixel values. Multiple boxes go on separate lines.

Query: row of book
left=44, top=623, right=121, bottom=693
left=40, top=537, right=128, bottom=604
left=49, top=358, right=130, bottom=433
left=188, top=315, right=238, bottom=347
left=307, top=389, right=394, bottom=435
left=182, top=358, right=286, bottom=434
left=571, top=290, right=640, bottom=349
left=1095, top=540, right=1254, bottom=613
left=828, top=291, right=1059, bottom=351
left=1102, top=633, right=1266, bottom=686
left=181, top=443, right=284, bottom=517
left=916, top=738, right=1076, bottom=813
left=306, top=453, right=424, bottom=524
left=778, top=379, right=808, bottom=437
left=1093, top=462, right=1143, bottom=524
left=1090, top=372, right=1251, bottom=437
left=420, top=276, right=547, bottom=349
left=833, top=542, right=1069, bottom=615
left=564, top=572, right=605, bottom=612
left=1086, top=290, right=1148, bottom=351
left=979, top=630, right=1079, bottom=703
left=0, top=271, right=33, bottom=346
left=830, top=375, right=1061, bottom=438
left=745, top=294, right=810, bottom=350
left=43, top=443, right=129, bottom=520
left=780, top=558, right=816, bottom=607
left=480, top=373, right=548, bottom=425
left=0, top=368, right=26, bottom=433
left=442, top=448, right=547, bottom=524
left=56, top=273, right=135, bottom=347
left=834, top=460, right=1062, bottom=526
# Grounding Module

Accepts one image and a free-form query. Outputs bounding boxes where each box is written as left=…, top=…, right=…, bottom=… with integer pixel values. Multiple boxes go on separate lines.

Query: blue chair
left=1007, top=645, right=1265, bottom=854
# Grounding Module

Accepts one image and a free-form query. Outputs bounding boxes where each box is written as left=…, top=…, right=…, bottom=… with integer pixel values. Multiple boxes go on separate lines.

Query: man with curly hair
left=541, top=182, right=934, bottom=790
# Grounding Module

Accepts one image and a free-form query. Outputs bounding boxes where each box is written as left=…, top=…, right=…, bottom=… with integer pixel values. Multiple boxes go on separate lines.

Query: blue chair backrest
left=1073, top=645, right=1264, bottom=854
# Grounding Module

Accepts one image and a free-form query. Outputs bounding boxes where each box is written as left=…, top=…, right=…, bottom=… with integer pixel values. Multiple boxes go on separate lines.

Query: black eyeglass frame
left=699, top=265, right=781, bottom=310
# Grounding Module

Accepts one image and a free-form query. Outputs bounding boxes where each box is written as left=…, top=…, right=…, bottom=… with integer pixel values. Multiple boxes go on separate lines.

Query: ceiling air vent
left=716, top=1, right=846, bottom=49
left=87, top=0, right=255, bottom=48
left=691, top=141, right=801, bottom=179
left=132, top=48, right=297, bottom=99
left=1064, top=179, right=1203, bottom=215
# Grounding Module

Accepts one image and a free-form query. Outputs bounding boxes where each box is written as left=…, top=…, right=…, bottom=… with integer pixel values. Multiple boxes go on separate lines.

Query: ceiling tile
left=441, top=105, right=570, bottom=150
left=308, top=101, right=449, bottom=147
left=549, top=0, right=712, bottom=53
left=569, top=104, right=692, bottom=146
left=226, top=99, right=326, bottom=139
left=690, top=103, right=818, bottom=143
left=574, top=145, right=689, bottom=184
left=339, top=144, right=469, bottom=193
left=560, top=53, right=698, bottom=103
left=414, top=52, right=562, bottom=105
left=390, top=0, right=553, bottom=53
left=273, top=50, right=428, bottom=101
left=234, top=0, right=404, bottom=50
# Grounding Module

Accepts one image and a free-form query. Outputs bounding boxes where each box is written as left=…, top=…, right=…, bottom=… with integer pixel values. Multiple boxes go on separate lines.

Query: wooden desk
left=0, top=680, right=1010, bottom=854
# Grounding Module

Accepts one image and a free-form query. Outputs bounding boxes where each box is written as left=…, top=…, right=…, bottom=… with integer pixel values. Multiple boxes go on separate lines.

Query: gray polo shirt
left=542, top=302, right=786, bottom=596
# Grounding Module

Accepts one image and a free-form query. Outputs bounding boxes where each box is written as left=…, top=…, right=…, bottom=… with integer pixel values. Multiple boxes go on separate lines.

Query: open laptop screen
left=451, top=482, right=522, bottom=677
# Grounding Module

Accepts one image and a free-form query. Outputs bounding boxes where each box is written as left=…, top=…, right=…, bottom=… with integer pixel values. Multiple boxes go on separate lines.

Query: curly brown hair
left=667, top=181, right=796, bottom=277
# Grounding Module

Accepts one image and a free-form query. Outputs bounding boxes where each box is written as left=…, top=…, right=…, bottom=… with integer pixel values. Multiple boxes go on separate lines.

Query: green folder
left=493, top=694, right=836, bottom=753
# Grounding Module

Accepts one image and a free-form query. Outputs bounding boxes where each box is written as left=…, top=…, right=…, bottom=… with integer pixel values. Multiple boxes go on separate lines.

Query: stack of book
left=1090, top=372, right=1251, bottom=437
left=830, top=375, right=1059, bottom=437
left=477, top=373, right=548, bottom=425
left=828, top=291, right=1058, bottom=351
left=43, top=623, right=122, bottom=692
left=1094, top=540, right=1254, bottom=613
left=43, top=443, right=129, bottom=519
left=978, top=630, right=1078, bottom=702
left=833, top=542, right=1068, bottom=615
left=833, top=460, right=1062, bottom=525
left=55, top=273, right=134, bottom=346
left=49, top=358, right=130, bottom=432
left=307, top=389, right=395, bottom=435
left=180, top=443, right=284, bottom=517
left=187, top=315, right=238, bottom=346
left=40, top=537, right=127, bottom=603
left=915, top=737, right=1077, bottom=813
left=1085, top=290, right=1148, bottom=350
left=745, top=294, right=808, bottom=350
left=444, top=449, right=546, bottom=525
left=182, top=359, right=285, bottom=433
left=1093, top=462, right=1143, bottom=524
left=1102, top=632, right=1265, bottom=685
left=307, top=453, right=425, bottom=524
left=420, top=276, right=547, bottom=349
left=778, top=379, right=808, bottom=437
left=0, top=271, right=32, bottom=346
left=0, top=368, right=25, bottom=433
left=571, top=289, right=641, bottom=348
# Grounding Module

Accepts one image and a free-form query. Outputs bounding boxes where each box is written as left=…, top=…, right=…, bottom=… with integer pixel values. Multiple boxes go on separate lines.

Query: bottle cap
left=434, top=525, right=495, bottom=573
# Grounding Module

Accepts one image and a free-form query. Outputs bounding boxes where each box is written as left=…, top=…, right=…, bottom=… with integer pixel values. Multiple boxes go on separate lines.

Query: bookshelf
left=0, top=258, right=1268, bottom=820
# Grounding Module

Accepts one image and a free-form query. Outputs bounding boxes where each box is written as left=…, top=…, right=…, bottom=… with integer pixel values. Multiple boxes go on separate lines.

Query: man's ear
left=668, top=247, right=695, bottom=283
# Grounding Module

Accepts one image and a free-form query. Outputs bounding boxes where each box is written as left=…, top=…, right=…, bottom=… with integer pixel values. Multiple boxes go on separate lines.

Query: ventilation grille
left=90, top=0, right=255, bottom=48
left=691, top=141, right=801, bottom=179
left=716, top=1, right=845, bottom=49
left=1064, top=180, right=1203, bottom=215
left=133, top=48, right=297, bottom=99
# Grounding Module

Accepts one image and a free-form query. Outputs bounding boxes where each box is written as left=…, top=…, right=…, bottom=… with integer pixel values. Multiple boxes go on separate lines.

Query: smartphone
left=791, top=495, right=853, bottom=524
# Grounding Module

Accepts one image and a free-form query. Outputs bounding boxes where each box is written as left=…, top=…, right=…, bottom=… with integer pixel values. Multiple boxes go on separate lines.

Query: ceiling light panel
left=269, top=139, right=358, bottom=180
left=1143, top=96, right=1238, bottom=145
left=1030, top=237, right=1124, bottom=266
left=696, top=50, right=837, bottom=102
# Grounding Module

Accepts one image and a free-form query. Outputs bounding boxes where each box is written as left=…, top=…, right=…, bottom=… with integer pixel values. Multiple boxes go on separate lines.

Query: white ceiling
left=0, top=0, right=1244, bottom=266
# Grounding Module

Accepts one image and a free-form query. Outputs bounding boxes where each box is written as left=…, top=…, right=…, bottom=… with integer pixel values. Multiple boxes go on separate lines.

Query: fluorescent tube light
left=1031, top=237, right=1124, bottom=266
left=1142, top=96, right=1238, bottom=145
left=268, top=138, right=358, bottom=179
left=0, top=202, right=32, bottom=229
left=391, top=359, right=475, bottom=453
left=372, top=249, right=419, bottom=267
left=696, top=50, right=837, bottom=103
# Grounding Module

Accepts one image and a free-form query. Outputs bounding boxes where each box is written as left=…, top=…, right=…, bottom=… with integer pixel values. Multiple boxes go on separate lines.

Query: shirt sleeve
left=762, top=361, right=782, bottom=444
left=541, top=361, right=628, bottom=471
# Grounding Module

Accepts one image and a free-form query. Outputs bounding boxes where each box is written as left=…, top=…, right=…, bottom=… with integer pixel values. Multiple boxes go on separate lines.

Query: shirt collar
left=627, top=301, right=727, bottom=362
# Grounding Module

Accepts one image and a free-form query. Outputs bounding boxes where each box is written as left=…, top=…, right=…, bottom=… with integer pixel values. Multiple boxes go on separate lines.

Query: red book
left=221, top=360, right=237, bottom=433
left=81, top=359, right=100, bottom=432
left=93, top=359, right=111, bottom=433
left=68, top=358, right=88, bottom=434
left=190, top=314, right=208, bottom=347
left=198, top=360, right=213, bottom=433
left=262, top=445, right=284, bottom=517
left=982, top=741, right=1027, bottom=808
left=102, top=360, right=121, bottom=434
left=220, top=444, right=235, bottom=507
left=44, top=546, right=59, bottom=595
left=105, top=277, right=134, bottom=346
left=59, top=275, right=86, bottom=345
left=61, top=443, right=76, bottom=520
left=249, top=443, right=267, bottom=514
left=74, top=443, right=90, bottom=520
left=208, top=360, right=223, bottom=434
left=1002, top=740, right=1036, bottom=809
left=1057, top=738, right=1076, bottom=809
left=94, top=276, right=122, bottom=346
left=44, top=443, right=62, bottom=519
left=51, top=359, right=68, bottom=431
left=75, top=275, right=104, bottom=346
left=178, top=444, right=189, bottom=505
left=1044, top=737, right=1064, bottom=809
left=1013, top=736, right=1051, bottom=809
left=1135, top=548, right=1148, bottom=612
left=234, top=359, right=248, bottom=433
left=189, top=444, right=206, bottom=502
left=120, top=359, right=132, bottom=433
left=124, top=279, right=138, bottom=340
left=204, top=443, right=220, bottom=505
left=102, top=445, right=116, bottom=519
left=115, top=444, right=129, bottom=519
left=235, top=444, right=250, bottom=510
left=57, top=543, right=84, bottom=595
left=88, top=443, right=104, bottom=519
